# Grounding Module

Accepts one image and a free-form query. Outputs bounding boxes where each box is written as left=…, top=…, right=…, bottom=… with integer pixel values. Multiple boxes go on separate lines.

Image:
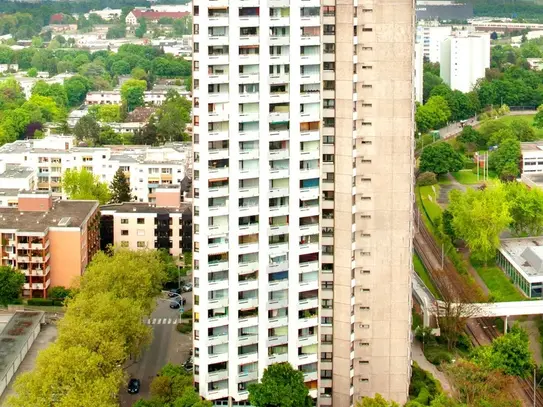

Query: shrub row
left=27, top=298, right=64, bottom=306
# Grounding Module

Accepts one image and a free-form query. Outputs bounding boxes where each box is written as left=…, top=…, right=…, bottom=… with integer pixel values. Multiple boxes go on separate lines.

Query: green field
left=451, top=169, right=497, bottom=185
left=417, top=185, right=443, bottom=224
left=413, top=253, right=442, bottom=300
left=492, top=114, right=543, bottom=139
left=471, top=261, right=527, bottom=302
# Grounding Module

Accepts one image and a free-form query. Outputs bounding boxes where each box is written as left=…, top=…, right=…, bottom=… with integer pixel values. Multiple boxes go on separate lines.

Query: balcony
left=238, top=315, right=258, bottom=328
left=239, top=149, right=259, bottom=160
left=299, top=168, right=320, bottom=179
left=300, top=149, right=319, bottom=160
left=238, top=297, right=259, bottom=309
left=268, top=241, right=289, bottom=255
left=299, top=297, right=318, bottom=310
left=239, top=112, right=259, bottom=122
left=238, top=351, right=259, bottom=364
left=300, top=34, right=320, bottom=46
left=269, top=110, right=289, bottom=122
left=269, top=148, right=289, bottom=160
left=238, top=186, right=259, bottom=198
left=268, top=0, right=289, bottom=6
left=239, top=35, right=259, bottom=46
left=208, top=74, right=229, bottom=84
left=269, top=168, right=289, bottom=179
left=17, top=256, right=29, bottom=263
left=238, top=334, right=258, bottom=346
left=298, top=334, right=318, bottom=347
left=238, top=203, right=259, bottom=217
left=300, top=16, right=320, bottom=27
left=268, top=315, right=288, bottom=328
left=238, top=241, right=259, bottom=255
left=208, top=166, right=229, bottom=179
left=208, top=297, right=229, bottom=309
left=300, top=73, right=320, bottom=85
left=208, top=224, right=228, bottom=236
left=267, top=298, right=288, bottom=310
left=208, top=185, right=229, bottom=198
left=268, top=188, right=289, bottom=200
left=17, top=243, right=29, bottom=249
left=298, top=315, right=318, bottom=328
left=303, top=371, right=318, bottom=382
left=208, top=313, right=229, bottom=328
left=300, top=129, right=320, bottom=141
left=238, top=278, right=258, bottom=291
left=239, top=92, right=259, bottom=103
left=300, top=91, right=320, bottom=103
left=269, top=73, right=289, bottom=84
left=239, top=54, right=260, bottom=65
left=208, top=35, right=229, bottom=46
left=238, top=15, right=260, bottom=27
left=208, top=333, right=229, bottom=346
left=207, top=369, right=229, bottom=382
left=299, top=279, right=319, bottom=292
left=239, top=72, right=260, bottom=84
left=208, top=351, right=229, bottom=364
left=207, top=388, right=229, bottom=400
left=208, top=92, right=229, bottom=103
left=208, top=54, right=229, bottom=64
left=299, top=223, right=318, bottom=235
left=268, top=223, right=288, bottom=236
left=238, top=223, right=259, bottom=235
left=208, top=242, right=229, bottom=255
left=209, top=203, right=229, bottom=217
left=269, top=35, right=290, bottom=45
left=267, top=335, right=288, bottom=347
left=268, top=352, right=288, bottom=364
left=269, top=16, right=289, bottom=27
left=209, top=148, right=229, bottom=160
left=238, top=261, right=259, bottom=275
left=268, top=278, right=289, bottom=291
left=237, top=371, right=258, bottom=383
left=208, top=261, right=229, bottom=272
left=239, top=130, right=259, bottom=141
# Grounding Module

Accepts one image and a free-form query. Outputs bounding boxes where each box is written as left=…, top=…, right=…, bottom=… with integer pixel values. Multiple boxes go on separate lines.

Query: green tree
left=121, top=79, right=146, bottom=112
left=111, top=60, right=131, bottom=76
left=457, top=125, right=485, bottom=151
left=441, top=210, right=457, bottom=241
left=89, top=104, right=121, bottom=123
left=22, top=94, right=65, bottom=122
left=131, top=67, right=148, bottom=81
left=26, top=67, right=37, bottom=77
left=64, top=75, right=92, bottom=106
left=0, top=266, right=25, bottom=306
left=99, top=126, right=125, bottom=145
left=448, top=184, right=512, bottom=263
left=110, top=168, right=132, bottom=203
left=416, top=95, right=451, bottom=133
left=62, top=167, right=111, bottom=204
left=135, top=18, right=147, bottom=38
left=356, top=394, right=400, bottom=407
left=509, top=118, right=536, bottom=142
left=106, top=24, right=126, bottom=39
left=534, top=108, right=543, bottom=129
left=505, top=181, right=543, bottom=236
left=155, top=91, right=192, bottom=142
left=31, top=81, right=68, bottom=107
left=419, top=143, right=464, bottom=175
left=74, top=114, right=100, bottom=145
left=248, top=363, right=312, bottom=407
left=488, top=138, right=521, bottom=179
left=48, top=286, right=71, bottom=300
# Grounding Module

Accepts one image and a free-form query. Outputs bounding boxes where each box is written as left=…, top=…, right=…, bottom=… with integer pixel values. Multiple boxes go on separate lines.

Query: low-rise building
left=0, top=136, right=192, bottom=203
left=0, top=64, right=18, bottom=73
left=125, top=9, right=190, bottom=25
left=527, top=58, right=543, bottom=71
left=520, top=142, right=543, bottom=175
left=85, top=90, right=168, bottom=105
left=84, top=7, right=122, bottom=21
left=100, top=185, right=192, bottom=260
left=498, top=238, right=543, bottom=298
left=0, top=192, right=100, bottom=298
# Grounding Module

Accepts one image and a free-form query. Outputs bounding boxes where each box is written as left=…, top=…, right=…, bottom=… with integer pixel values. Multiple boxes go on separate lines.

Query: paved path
left=0, top=324, right=58, bottom=407
left=411, top=339, right=452, bottom=394
left=517, top=318, right=543, bottom=366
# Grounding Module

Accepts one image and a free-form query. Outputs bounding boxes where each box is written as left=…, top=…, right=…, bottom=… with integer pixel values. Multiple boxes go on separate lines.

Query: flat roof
left=100, top=201, right=191, bottom=215
left=521, top=142, right=543, bottom=152
left=0, top=311, right=44, bottom=384
left=0, top=166, right=33, bottom=179
left=500, top=238, right=543, bottom=283
left=0, top=200, right=98, bottom=232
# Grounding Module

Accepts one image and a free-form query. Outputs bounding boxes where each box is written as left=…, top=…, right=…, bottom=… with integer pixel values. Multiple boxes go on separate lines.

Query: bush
left=176, top=321, right=192, bottom=334
left=464, top=162, right=476, bottom=169
left=417, top=172, right=438, bottom=186
left=413, top=387, right=430, bottom=405
left=181, top=309, right=192, bottom=319
left=8, top=298, right=23, bottom=305
left=424, top=345, right=453, bottom=365
left=27, top=298, right=54, bottom=306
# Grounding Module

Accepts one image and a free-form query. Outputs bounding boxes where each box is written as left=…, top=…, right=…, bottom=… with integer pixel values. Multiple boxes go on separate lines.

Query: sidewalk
left=411, top=339, right=452, bottom=394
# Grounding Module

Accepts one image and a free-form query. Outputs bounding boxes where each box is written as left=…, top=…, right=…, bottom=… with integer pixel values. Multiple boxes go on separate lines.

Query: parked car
left=182, top=283, right=192, bottom=292
left=170, top=299, right=181, bottom=309
left=168, top=288, right=181, bottom=297
left=128, top=378, right=141, bottom=394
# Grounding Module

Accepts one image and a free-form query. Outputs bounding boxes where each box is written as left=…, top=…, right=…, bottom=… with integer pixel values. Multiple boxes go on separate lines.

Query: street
left=120, top=290, right=193, bottom=406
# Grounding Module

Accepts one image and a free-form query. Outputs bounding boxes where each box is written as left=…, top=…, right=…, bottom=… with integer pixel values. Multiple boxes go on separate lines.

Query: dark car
left=168, top=288, right=182, bottom=297
left=128, top=378, right=140, bottom=394
left=170, top=299, right=181, bottom=309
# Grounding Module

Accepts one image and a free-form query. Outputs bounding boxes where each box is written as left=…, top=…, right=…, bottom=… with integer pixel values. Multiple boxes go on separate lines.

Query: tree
left=471, top=324, right=533, bottom=378
left=416, top=96, right=451, bottom=133
left=248, top=363, right=312, bottom=407
left=48, top=286, right=72, bottom=300
left=64, top=75, right=92, bottom=106
left=110, top=168, right=132, bottom=203
left=448, top=184, right=512, bottom=263
left=121, top=79, right=146, bottom=112
left=534, top=107, right=543, bottom=129
left=135, top=18, right=147, bottom=38
left=27, top=67, right=37, bottom=77
left=155, top=91, right=192, bottom=142
left=22, top=94, right=65, bottom=122
left=62, top=167, right=111, bottom=204
left=111, top=60, right=131, bottom=76
left=441, top=210, right=457, bottom=242
left=509, top=118, right=536, bottom=142
left=106, top=24, right=126, bottom=39
left=457, top=126, right=485, bottom=151
left=488, top=138, right=521, bottom=179
left=89, top=104, right=121, bottom=123
left=31, top=81, right=68, bottom=107
left=505, top=181, right=543, bottom=236
left=356, top=394, right=399, bottom=407
left=490, top=31, right=498, bottom=40
left=0, top=266, right=25, bottom=306
left=74, top=114, right=100, bottom=145
left=419, top=143, right=464, bottom=175
left=133, top=118, right=159, bottom=145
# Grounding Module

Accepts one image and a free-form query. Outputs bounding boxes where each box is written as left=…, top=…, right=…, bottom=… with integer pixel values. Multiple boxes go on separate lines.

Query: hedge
left=27, top=298, right=64, bottom=306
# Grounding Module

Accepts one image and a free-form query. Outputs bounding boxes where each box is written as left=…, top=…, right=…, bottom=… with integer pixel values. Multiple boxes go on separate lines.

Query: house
left=125, top=9, right=190, bottom=25
left=49, top=13, right=64, bottom=24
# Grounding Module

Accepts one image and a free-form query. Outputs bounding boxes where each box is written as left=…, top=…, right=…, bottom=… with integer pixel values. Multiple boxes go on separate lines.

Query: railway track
left=414, top=209, right=543, bottom=406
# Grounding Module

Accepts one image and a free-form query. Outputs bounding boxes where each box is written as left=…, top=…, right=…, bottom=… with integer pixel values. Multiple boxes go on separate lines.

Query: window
left=121, top=218, right=129, bottom=224
left=323, top=25, right=335, bottom=35
left=323, top=81, right=335, bottom=91
left=321, top=334, right=333, bottom=343
left=323, top=136, right=335, bottom=144
left=137, top=218, right=145, bottom=224
left=322, top=281, right=334, bottom=290
left=323, top=62, right=335, bottom=71
left=362, top=27, right=373, bottom=32
left=323, top=99, right=335, bottom=109
left=322, top=299, right=333, bottom=309
left=323, top=6, right=335, bottom=16
left=322, top=209, right=334, bottom=219
left=121, top=230, right=129, bottom=236
left=120, top=241, right=129, bottom=248
left=137, top=229, right=145, bottom=236
left=321, top=370, right=333, bottom=378
left=323, top=154, right=334, bottom=163
left=323, top=43, right=335, bottom=53
left=137, top=241, right=146, bottom=248
left=323, top=172, right=334, bottom=182
left=323, top=118, right=335, bottom=128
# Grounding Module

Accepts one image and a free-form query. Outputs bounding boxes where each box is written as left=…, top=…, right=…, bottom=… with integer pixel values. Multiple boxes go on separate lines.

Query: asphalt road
left=120, top=290, right=193, bottom=406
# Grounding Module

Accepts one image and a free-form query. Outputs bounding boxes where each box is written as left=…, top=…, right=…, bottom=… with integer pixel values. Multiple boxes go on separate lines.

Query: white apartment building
left=416, top=24, right=451, bottom=63
left=192, top=0, right=321, bottom=403
left=85, top=90, right=168, bottom=105
left=415, top=42, right=424, bottom=103
left=0, top=136, right=191, bottom=203
left=440, top=31, right=490, bottom=93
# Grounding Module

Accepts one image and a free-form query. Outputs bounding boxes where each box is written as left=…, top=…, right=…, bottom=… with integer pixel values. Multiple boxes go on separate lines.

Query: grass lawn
left=417, top=185, right=443, bottom=224
left=493, top=114, right=543, bottom=139
left=471, top=261, right=527, bottom=302
left=451, top=169, right=497, bottom=185
left=413, top=253, right=442, bottom=300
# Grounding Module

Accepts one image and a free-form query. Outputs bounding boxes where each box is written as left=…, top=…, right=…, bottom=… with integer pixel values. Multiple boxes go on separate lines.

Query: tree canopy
left=416, top=95, right=451, bottom=133
left=419, top=143, right=464, bottom=175
left=62, top=167, right=111, bottom=204
left=0, top=266, right=25, bottom=306
left=110, top=168, right=132, bottom=203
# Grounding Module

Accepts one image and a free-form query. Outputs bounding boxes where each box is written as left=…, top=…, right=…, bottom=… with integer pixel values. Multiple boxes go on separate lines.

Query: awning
left=240, top=45, right=259, bottom=49
left=210, top=177, right=228, bottom=182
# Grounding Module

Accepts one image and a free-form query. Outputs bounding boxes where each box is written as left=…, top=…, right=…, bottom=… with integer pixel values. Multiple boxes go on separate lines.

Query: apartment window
left=323, top=118, right=335, bottom=128
left=362, top=27, right=373, bottom=32
left=323, top=43, right=335, bottom=53
left=121, top=230, right=129, bottom=236
left=362, top=65, right=373, bottom=70
left=323, top=172, right=334, bottom=182
left=323, top=136, right=335, bottom=144
left=137, top=218, right=145, bottom=224
left=322, top=281, right=334, bottom=290
left=323, top=25, right=335, bottom=35
left=193, top=42, right=199, bottom=53
left=323, top=6, right=335, bottom=16
left=193, top=5, right=199, bottom=15
left=322, top=209, right=334, bottom=219
left=321, top=299, right=333, bottom=309
left=321, top=370, right=333, bottom=379
left=323, top=62, right=335, bottom=71
left=322, top=334, right=333, bottom=343
left=353, top=26, right=357, bottom=36
left=121, top=218, right=128, bottom=224
left=323, top=99, right=335, bottom=109
left=120, top=241, right=129, bottom=248
left=323, top=81, right=335, bottom=91
left=323, top=154, right=334, bottom=163
left=137, top=241, right=146, bottom=248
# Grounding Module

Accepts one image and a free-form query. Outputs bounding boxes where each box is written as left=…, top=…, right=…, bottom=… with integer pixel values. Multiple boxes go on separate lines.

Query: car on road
left=128, top=378, right=140, bottom=394
left=170, top=299, right=182, bottom=309
left=168, top=288, right=181, bottom=297
left=182, top=283, right=192, bottom=292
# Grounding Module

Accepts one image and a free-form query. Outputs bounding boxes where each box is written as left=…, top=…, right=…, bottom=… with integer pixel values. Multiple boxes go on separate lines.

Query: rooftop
left=521, top=142, right=543, bottom=152
left=0, top=312, right=44, bottom=386
left=100, top=201, right=191, bottom=215
left=0, top=165, right=33, bottom=179
left=0, top=200, right=99, bottom=232
left=500, top=238, right=543, bottom=282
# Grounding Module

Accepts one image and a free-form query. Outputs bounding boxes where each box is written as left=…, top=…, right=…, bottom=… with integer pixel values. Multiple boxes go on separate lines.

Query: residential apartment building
left=192, top=0, right=321, bottom=403
left=100, top=185, right=193, bottom=258
left=191, top=0, right=414, bottom=405
left=440, top=30, right=490, bottom=93
left=0, top=192, right=100, bottom=298
left=85, top=90, right=169, bottom=105
left=414, top=42, right=424, bottom=103
left=415, top=24, right=451, bottom=63
left=0, top=136, right=191, bottom=204
left=0, top=163, right=36, bottom=208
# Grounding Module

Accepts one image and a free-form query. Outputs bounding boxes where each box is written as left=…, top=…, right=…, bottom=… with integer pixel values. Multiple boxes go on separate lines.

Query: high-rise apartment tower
left=191, top=0, right=414, bottom=404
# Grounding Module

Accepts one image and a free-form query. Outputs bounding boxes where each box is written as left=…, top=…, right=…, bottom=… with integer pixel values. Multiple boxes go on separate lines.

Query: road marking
left=147, top=319, right=151, bottom=324
left=152, top=318, right=156, bottom=324
left=167, top=318, right=172, bottom=324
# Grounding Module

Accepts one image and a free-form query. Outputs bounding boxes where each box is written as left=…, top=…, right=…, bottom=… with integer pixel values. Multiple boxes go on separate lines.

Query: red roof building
left=126, top=10, right=189, bottom=25
left=49, top=13, right=64, bottom=24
